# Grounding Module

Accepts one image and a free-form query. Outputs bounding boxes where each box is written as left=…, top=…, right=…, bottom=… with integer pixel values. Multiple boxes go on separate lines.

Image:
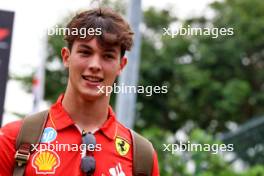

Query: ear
left=117, top=56, right=127, bottom=75
left=61, top=47, right=71, bottom=68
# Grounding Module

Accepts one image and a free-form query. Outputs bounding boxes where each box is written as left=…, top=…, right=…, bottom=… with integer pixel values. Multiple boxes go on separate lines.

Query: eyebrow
left=78, top=44, right=93, bottom=50
left=78, top=44, right=118, bottom=54
left=103, top=48, right=118, bottom=54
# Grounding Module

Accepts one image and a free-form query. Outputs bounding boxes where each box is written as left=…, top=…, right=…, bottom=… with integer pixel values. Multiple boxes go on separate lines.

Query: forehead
left=73, top=38, right=121, bottom=53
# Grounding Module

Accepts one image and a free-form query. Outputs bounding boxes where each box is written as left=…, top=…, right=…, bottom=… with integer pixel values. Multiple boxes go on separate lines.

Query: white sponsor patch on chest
left=109, top=163, right=126, bottom=176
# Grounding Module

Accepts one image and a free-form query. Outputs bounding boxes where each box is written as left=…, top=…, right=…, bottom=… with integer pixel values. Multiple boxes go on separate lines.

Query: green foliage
left=144, top=7, right=176, bottom=32
left=44, top=24, right=68, bottom=101
left=143, top=127, right=264, bottom=175
left=241, top=165, right=264, bottom=176
left=137, top=0, right=264, bottom=133
left=142, top=127, right=190, bottom=176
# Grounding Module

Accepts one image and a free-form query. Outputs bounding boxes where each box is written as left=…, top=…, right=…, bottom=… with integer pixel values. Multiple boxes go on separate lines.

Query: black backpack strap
left=130, top=129, right=154, bottom=176
left=13, top=110, right=49, bottom=176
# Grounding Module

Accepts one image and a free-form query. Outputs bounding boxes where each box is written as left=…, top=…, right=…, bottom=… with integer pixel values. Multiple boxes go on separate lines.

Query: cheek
left=103, top=62, right=120, bottom=77
left=70, top=58, right=86, bottom=72
left=68, top=62, right=85, bottom=82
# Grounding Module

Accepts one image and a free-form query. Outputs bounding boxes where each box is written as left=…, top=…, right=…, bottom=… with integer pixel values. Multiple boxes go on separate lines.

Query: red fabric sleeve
left=152, top=151, right=160, bottom=176
left=0, top=120, right=22, bottom=176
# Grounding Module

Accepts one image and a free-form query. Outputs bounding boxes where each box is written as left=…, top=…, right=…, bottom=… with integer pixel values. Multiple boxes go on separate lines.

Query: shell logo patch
left=115, top=137, right=130, bottom=156
left=32, top=150, right=60, bottom=174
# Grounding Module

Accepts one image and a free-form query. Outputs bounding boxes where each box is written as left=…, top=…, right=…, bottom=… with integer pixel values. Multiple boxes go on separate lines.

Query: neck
left=62, top=85, right=110, bottom=132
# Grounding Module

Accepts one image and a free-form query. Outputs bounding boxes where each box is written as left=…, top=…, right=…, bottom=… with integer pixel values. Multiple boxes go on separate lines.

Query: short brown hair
left=64, top=8, right=134, bottom=57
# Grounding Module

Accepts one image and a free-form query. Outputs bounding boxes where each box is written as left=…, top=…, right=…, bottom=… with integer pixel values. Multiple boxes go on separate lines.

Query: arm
left=0, top=121, right=22, bottom=175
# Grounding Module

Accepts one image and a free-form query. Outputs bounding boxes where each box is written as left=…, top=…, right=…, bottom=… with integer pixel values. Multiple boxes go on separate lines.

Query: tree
left=136, top=0, right=264, bottom=133
left=143, top=127, right=264, bottom=175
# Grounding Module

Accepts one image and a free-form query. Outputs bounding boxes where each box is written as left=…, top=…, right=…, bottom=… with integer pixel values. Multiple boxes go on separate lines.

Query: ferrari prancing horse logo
left=115, top=137, right=130, bottom=156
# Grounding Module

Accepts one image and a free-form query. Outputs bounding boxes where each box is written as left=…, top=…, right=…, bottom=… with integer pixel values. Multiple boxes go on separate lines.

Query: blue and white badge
left=40, top=127, right=57, bottom=143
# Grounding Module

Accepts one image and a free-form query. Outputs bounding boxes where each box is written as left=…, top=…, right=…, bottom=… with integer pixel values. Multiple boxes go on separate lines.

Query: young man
left=0, top=8, right=159, bottom=176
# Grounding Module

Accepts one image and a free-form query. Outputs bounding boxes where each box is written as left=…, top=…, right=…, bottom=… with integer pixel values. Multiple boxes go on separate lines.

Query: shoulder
left=116, top=124, right=159, bottom=175
left=115, top=121, right=132, bottom=141
left=116, top=122, right=154, bottom=149
left=0, top=120, right=23, bottom=141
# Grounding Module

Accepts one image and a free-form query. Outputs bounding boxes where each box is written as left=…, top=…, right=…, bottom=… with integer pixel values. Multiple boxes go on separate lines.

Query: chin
left=80, top=90, right=106, bottom=101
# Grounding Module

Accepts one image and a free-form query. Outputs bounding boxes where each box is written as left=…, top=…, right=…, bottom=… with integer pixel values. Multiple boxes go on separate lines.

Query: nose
left=88, top=54, right=102, bottom=72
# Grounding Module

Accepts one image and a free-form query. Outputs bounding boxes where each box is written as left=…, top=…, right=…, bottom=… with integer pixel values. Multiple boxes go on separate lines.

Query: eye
left=78, top=50, right=91, bottom=56
left=103, top=53, right=115, bottom=60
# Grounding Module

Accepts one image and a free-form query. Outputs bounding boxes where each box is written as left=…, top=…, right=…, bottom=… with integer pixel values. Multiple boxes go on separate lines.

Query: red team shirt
left=0, top=95, right=159, bottom=176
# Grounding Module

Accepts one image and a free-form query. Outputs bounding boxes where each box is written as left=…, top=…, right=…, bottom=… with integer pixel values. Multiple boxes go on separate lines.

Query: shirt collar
left=49, top=94, right=118, bottom=141
left=100, top=107, right=118, bottom=141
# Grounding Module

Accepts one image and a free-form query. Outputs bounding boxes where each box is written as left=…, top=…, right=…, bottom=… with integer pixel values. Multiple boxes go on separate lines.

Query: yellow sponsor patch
left=32, top=150, right=60, bottom=174
left=115, top=137, right=130, bottom=156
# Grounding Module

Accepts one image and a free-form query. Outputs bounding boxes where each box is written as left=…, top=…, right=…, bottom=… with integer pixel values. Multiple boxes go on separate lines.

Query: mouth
left=82, top=75, right=104, bottom=83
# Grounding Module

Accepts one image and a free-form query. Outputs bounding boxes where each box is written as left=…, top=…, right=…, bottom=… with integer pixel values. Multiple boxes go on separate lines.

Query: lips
left=82, top=75, right=104, bottom=83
